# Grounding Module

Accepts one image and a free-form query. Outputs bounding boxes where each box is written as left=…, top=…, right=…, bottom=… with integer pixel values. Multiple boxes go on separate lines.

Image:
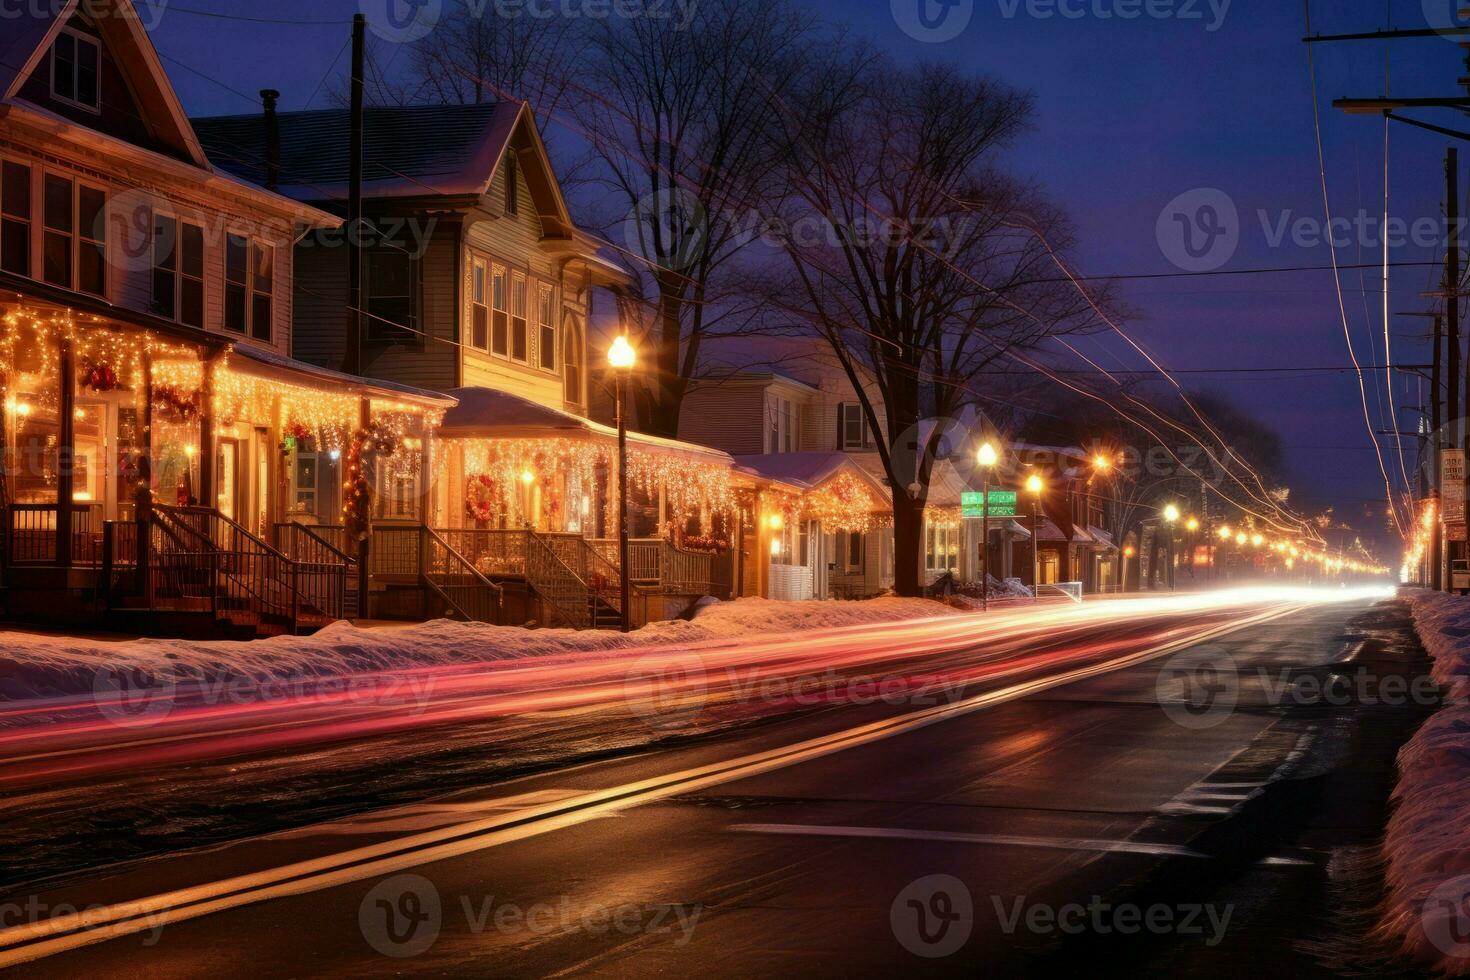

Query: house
left=192, top=99, right=742, bottom=628
left=0, top=0, right=455, bottom=636
left=1014, top=445, right=1120, bottom=593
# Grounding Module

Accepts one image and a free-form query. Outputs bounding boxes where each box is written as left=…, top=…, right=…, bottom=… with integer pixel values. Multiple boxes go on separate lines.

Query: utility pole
left=343, top=13, right=366, bottom=377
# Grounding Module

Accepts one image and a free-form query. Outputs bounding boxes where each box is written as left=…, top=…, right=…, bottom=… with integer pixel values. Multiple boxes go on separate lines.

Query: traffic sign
left=961, top=491, right=1018, bottom=519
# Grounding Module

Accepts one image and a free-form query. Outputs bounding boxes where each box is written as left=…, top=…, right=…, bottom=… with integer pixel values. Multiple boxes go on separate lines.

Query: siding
left=677, top=382, right=767, bottom=455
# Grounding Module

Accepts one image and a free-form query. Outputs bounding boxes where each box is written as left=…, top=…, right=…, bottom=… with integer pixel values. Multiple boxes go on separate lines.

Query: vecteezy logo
left=622, top=187, right=709, bottom=274
left=92, top=664, right=177, bottom=728
left=622, top=651, right=708, bottom=730
left=1423, top=875, right=1470, bottom=959
left=1424, top=0, right=1470, bottom=42
left=360, top=874, right=442, bottom=958
left=890, top=874, right=973, bottom=958
left=362, top=0, right=441, bottom=44
left=1156, top=188, right=1239, bottom=272
left=891, top=0, right=974, bottom=42
left=1155, top=646, right=1239, bottom=730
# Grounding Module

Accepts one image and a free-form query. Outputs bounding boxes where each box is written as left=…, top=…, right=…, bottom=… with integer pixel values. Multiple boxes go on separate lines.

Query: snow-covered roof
left=227, top=343, right=457, bottom=408
left=440, top=387, right=734, bottom=464
left=733, top=452, right=889, bottom=500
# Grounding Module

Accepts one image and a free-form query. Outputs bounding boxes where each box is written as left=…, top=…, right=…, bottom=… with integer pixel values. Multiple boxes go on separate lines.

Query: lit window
left=471, top=256, right=489, bottom=350
left=538, top=283, right=556, bottom=371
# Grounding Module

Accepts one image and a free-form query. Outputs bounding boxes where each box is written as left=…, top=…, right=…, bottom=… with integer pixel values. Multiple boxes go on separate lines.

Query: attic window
left=504, top=155, right=519, bottom=217
left=51, top=29, right=100, bottom=111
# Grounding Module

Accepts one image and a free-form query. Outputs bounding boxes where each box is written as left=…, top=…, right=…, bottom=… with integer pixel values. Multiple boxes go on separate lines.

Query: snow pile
left=0, top=596, right=964, bottom=707
left=1381, top=590, right=1470, bottom=973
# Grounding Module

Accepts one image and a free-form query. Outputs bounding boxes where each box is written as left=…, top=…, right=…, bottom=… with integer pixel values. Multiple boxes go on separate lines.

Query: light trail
left=0, top=588, right=1389, bottom=792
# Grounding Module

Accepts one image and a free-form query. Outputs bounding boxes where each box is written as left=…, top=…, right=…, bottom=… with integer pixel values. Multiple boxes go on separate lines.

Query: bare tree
left=577, top=0, right=815, bottom=437
left=774, top=54, right=1109, bottom=596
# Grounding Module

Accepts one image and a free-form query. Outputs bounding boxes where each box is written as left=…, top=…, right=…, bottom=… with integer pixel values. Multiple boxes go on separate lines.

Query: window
left=43, top=175, right=72, bottom=287
left=491, top=263, right=508, bottom=356
left=293, top=453, right=318, bottom=514
left=51, top=29, right=100, bottom=110
left=365, top=249, right=415, bottom=342
left=925, top=525, right=958, bottom=574
left=151, top=215, right=204, bottom=327
left=376, top=469, right=418, bottom=520
left=504, top=155, right=518, bottom=216
left=770, top=396, right=798, bottom=453
left=563, top=314, right=583, bottom=404
left=0, top=161, right=30, bottom=277
left=838, top=531, right=865, bottom=572
left=511, top=273, right=528, bottom=362
left=225, top=234, right=273, bottom=339
left=225, top=234, right=247, bottom=332
left=837, top=402, right=869, bottom=450
left=470, top=256, right=489, bottom=350
left=251, top=243, right=273, bottom=342
left=537, top=283, right=556, bottom=371
left=77, top=184, right=104, bottom=295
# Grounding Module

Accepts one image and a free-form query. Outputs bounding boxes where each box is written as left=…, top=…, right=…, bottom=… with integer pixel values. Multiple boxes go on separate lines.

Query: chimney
left=260, top=89, right=281, bottom=191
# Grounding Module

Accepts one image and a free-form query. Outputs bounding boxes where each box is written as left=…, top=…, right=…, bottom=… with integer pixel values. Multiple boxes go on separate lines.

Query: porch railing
left=590, top=538, right=720, bottom=596
left=5, top=503, right=105, bottom=567
left=423, top=526, right=503, bottom=624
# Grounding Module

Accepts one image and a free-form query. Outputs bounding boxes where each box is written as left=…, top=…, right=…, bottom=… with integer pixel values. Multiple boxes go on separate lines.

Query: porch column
left=198, top=354, right=218, bottom=510
left=56, top=339, right=75, bottom=568
left=418, top=426, right=434, bottom=527
left=356, top=397, right=371, bottom=615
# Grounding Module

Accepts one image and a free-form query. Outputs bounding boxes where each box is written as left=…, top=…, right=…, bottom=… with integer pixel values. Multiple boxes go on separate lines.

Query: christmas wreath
left=465, top=473, right=502, bottom=524
left=83, top=363, right=120, bottom=393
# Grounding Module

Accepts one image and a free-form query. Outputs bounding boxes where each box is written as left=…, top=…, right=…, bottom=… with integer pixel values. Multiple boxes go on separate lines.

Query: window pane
left=539, top=325, right=555, bottom=370
left=225, top=283, right=246, bottom=332
left=181, top=223, right=204, bottom=277
left=44, top=175, right=72, bottom=232
left=226, top=234, right=247, bottom=283
left=492, top=310, right=508, bottom=356
left=472, top=261, right=486, bottom=303
left=152, top=215, right=176, bottom=271
left=0, top=219, right=28, bottom=276
left=52, top=34, right=76, bottom=102
left=2, top=162, right=30, bottom=219
left=181, top=277, right=203, bottom=327
left=78, top=186, right=103, bottom=241
left=473, top=306, right=488, bottom=350
left=78, top=240, right=103, bottom=294
left=43, top=231, right=70, bottom=286
left=512, top=317, right=527, bottom=362
left=76, top=38, right=98, bottom=107
left=251, top=295, right=272, bottom=341
left=252, top=243, right=273, bottom=293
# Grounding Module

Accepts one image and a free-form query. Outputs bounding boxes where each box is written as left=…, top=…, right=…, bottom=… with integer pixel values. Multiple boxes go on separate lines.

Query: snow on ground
left=0, top=596, right=963, bottom=706
left=1382, top=589, right=1470, bottom=974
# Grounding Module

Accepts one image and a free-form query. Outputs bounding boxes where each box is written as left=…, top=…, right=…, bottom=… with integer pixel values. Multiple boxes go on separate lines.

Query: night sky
left=144, top=0, right=1464, bottom=526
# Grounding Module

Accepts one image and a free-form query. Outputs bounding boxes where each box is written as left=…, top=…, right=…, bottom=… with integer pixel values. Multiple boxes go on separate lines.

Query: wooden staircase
left=107, top=506, right=350, bottom=639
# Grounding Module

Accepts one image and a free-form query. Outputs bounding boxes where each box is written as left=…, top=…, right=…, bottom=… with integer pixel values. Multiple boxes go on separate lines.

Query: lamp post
left=1185, top=515, right=1199, bottom=581
left=1162, top=503, right=1180, bottom=591
left=977, top=440, right=999, bottom=611
left=607, top=335, right=637, bottom=632
left=1026, top=473, right=1043, bottom=603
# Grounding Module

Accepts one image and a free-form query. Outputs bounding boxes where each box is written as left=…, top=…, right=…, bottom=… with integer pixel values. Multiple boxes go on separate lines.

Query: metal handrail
left=422, top=526, right=503, bottom=625
left=523, top=531, right=594, bottom=629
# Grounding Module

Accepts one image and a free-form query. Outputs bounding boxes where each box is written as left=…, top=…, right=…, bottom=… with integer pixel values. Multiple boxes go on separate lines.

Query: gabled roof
left=733, top=452, right=891, bottom=501
left=1, top=0, right=208, bottom=167
left=190, top=102, right=574, bottom=233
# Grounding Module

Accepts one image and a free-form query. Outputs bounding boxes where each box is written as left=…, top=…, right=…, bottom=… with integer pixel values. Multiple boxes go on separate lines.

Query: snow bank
left=1381, top=590, right=1470, bottom=973
left=0, top=596, right=963, bottom=707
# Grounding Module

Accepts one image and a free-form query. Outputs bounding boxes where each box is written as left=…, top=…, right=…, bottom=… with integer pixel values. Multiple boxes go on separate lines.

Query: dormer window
left=51, top=29, right=100, bottom=111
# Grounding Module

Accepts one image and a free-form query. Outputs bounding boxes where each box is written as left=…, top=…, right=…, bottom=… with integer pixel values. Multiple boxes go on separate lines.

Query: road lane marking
left=727, top=823, right=1209, bottom=858
left=0, top=603, right=1308, bottom=968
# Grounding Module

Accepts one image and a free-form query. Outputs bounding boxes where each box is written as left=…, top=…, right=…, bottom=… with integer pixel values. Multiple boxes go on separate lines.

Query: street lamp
left=1026, top=472, right=1044, bottom=603
left=607, top=334, right=637, bottom=632
left=1162, top=504, right=1180, bottom=591
left=977, top=440, right=999, bottom=611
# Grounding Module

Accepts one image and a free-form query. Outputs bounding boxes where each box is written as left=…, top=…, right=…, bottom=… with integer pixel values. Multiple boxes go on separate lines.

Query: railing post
left=291, top=563, right=300, bottom=634
left=101, top=522, right=114, bottom=609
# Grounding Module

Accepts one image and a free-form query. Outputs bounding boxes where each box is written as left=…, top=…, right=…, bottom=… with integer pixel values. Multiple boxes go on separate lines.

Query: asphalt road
left=0, top=594, right=1403, bottom=977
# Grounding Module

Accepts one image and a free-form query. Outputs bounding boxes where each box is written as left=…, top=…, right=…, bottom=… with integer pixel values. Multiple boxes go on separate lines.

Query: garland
left=342, top=428, right=374, bottom=543
left=152, top=384, right=199, bottom=423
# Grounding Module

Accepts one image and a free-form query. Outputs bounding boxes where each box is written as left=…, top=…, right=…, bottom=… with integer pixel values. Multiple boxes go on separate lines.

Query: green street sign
left=961, top=491, right=1017, bottom=519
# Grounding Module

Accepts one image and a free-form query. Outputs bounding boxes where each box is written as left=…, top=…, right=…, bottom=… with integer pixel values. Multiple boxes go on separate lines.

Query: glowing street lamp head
left=1025, top=473, right=1044, bottom=495
left=1218, top=526, right=1232, bottom=541
left=976, top=441, right=999, bottom=468
left=1236, top=532, right=1248, bottom=546
left=607, top=335, right=637, bottom=370
left=1251, top=534, right=1264, bottom=547
left=1185, top=516, right=1200, bottom=532
left=1162, top=504, right=1180, bottom=524
left=1093, top=453, right=1112, bottom=473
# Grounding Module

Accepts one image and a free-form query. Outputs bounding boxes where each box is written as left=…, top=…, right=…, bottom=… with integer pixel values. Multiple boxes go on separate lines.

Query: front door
left=216, top=438, right=244, bottom=521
